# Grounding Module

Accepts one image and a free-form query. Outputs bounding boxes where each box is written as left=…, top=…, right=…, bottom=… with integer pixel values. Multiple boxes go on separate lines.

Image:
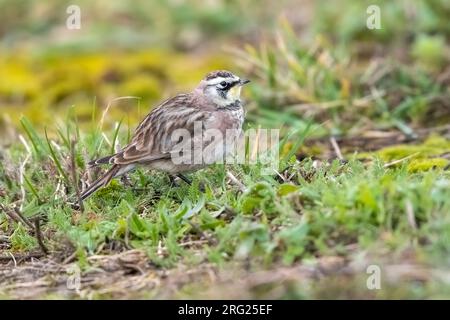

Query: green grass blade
left=23, top=174, right=41, bottom=203
left=45, top=129, right=70, bottom=185
left=20, top=117, right=46, bottom=157
left=281, top=119, right=313, bottom=164
left=56, top=126, right=70, bottom=149
left=111, top=120, right=123, bottom=154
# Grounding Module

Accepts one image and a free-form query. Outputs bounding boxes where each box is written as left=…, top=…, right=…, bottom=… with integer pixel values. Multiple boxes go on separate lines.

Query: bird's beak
left=239, top=79, right=251, bottom=86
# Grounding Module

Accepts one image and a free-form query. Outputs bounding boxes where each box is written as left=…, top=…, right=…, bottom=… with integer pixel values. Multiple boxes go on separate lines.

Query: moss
left=411, top=34, right=448, bottom=71
left=94, top=179, right=123, bottom=198
left=407, top=158, right=448, bottom=173
left=359, top=135, right=450, bottom=172
left=0, top=49, right=231, bottom=130
left=375, top=136, right=450, bottom=162
left=0, top=58, right=40, bottom=99
left=117, top=75, right=162, bottom=100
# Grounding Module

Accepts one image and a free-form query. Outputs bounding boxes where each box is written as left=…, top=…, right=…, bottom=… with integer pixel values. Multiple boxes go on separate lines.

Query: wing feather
left=110, top=93, right=212, bottom=166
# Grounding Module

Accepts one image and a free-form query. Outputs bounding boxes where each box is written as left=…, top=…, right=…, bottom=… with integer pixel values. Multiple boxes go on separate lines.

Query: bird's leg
left=168, top=174, right=180, bottom=187
left=169, top=174, right=205, bottom=192
left=121, top=174, right=132, bottom=187
left=177, top=174, right=206, bottom=192
left=176, top=174, right=192, bottom=185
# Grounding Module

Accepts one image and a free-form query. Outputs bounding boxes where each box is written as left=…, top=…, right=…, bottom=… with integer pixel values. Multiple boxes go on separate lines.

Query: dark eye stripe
left=218, top=80, right=239, bottom=90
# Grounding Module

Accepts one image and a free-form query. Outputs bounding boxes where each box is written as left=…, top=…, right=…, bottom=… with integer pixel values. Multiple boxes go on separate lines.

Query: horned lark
left=80, top=70, right=250, bottom=201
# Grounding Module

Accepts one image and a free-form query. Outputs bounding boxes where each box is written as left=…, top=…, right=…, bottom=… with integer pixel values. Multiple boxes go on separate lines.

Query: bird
left=79, top=70, right=250, bottom=201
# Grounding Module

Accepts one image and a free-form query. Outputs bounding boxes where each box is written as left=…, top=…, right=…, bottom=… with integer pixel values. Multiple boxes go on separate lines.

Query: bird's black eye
left=219, top=81, right=227, bottom=88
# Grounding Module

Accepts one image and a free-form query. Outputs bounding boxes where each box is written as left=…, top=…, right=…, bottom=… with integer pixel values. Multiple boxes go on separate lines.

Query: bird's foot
left=168, top=174, right=181, bottom=188
left=121, top=174, right=132, bottom=187
left=176, top=173, right=192, bottom=185
left=170, top=174, right=205, bottom=192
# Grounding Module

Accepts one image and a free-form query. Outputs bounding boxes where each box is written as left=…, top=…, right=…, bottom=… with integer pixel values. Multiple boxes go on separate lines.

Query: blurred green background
left=1, top=0, right=449, bottom=140
left=0, top=0, right=285, bottom=131
left=1, top=0, right=450, bottom=299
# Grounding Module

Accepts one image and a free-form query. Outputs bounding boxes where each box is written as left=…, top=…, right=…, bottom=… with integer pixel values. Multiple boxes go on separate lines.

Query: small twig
left=82, top=150, right=94, bottom=185
left=114, top=123, right=122, bottom=153
left=330, top=136, right=344, bottom=160
left=13, top=207, right=34, bottom=229
left=100, top=96, right=141, bottom=130
left=157, top=240, right=164, bottom=257
left=1, top=204, right=33, bottom=229
left=8, top=252, right=17, bottom=267
left=70, top=140, right=84, bottom=212
left=34, top=217, right=49, bottom=255
left=0, top=252, right=44, bottom=262
left=251, top=127, right=261, bottom=162
left=384, top=152, right=420, bottom=168
left=52, top=180, right=63, bottom=201
left=18, top=135, right=32, bottom=211
left=62, top=251, right=77, bottom=265
left=273, top=169, right=288, bottom=183
left=0, top=203, right=14, bottom=220
left=226, top=171, right=247, bottom=193
left=405, top=200, right=417, bottom=231
left=179, top=239, right=209, bottom=247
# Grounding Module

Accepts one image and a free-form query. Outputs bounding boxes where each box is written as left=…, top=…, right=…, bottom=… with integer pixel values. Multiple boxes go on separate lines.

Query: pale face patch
left=203, top=75, right=243, bottom=106
left=227, top=85, right=242, bottom=101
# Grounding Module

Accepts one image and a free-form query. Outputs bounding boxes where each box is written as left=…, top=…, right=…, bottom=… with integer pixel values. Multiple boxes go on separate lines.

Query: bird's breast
left=220, top=105, right=244, bottom=129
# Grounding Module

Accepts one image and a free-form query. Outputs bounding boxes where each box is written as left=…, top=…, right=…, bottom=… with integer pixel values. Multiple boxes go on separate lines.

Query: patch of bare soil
left=1, top=248, right=449, bottom=299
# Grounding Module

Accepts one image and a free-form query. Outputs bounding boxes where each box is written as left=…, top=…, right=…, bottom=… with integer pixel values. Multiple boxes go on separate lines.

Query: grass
left=1, top=111, right=449, bottom=298
left=236, top=18, right=449, bottom=137
left=1, top=0, right=450, bottom=300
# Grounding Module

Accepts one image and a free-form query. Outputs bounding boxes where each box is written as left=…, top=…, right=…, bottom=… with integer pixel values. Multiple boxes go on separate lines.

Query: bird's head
left=196, top=70, right=250, bottom=107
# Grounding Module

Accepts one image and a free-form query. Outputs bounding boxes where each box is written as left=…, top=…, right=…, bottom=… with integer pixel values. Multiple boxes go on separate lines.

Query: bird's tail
left=80, top=165, right=121, bottom=201
left=88, top=154, right=114, bottom=167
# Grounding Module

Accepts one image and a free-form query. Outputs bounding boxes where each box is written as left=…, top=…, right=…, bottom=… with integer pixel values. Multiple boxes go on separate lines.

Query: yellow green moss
left=360, top=135, right=450, bottom=172
left=0, top=49, right=231, bottom=129
left=375, top=136, right=450, bottom=161
left=117, top=75, right=162, bottom=100
left=95, top=179, right=123, bottom=198
left=407, top=158, right=448, bottom=173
